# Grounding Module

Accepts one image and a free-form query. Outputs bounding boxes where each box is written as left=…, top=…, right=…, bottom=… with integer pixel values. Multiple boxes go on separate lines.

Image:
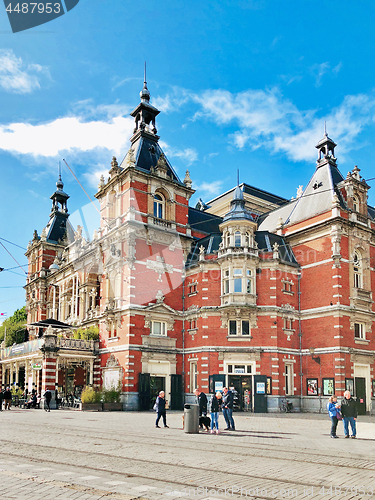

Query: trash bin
left=184, top=403, right=199, bottom=434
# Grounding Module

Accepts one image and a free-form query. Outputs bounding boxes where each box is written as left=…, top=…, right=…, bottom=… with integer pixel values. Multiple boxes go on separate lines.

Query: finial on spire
left=237, top=169, right=239, bottom=187
left=140, top=62, right=150, bottom=102
left=56, top=161, right=63, bottom=190
left=324, top=121, right=327, bottom=136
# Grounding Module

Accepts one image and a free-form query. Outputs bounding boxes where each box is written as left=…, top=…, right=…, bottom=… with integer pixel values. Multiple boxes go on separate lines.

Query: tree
left=0, top=306, right=27, bottom=347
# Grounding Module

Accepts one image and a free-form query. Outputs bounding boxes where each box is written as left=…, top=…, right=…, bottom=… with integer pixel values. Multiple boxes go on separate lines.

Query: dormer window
left=153, top=193, right=165, bottom=219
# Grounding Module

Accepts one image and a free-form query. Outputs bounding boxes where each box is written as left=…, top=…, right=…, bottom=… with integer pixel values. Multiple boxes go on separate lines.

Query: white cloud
left=159, top=140, right=198, bottom=165
left=198, top=180, right=223, bottom=197
left=0, top=115, right=134, bottom=158
left=0, top=49, right=50, bottom=94
left=311, top=61, right=342, bottom=87
left=185, top=86, right=375, bottom=163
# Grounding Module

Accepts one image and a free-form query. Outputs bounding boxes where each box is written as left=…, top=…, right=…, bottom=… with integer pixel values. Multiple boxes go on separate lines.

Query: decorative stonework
left=147, top=256, right=173, bottom=281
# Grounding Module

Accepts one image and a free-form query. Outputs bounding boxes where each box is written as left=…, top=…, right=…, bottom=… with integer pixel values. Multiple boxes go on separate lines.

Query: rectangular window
left=354, top=323, right=365, bottom=339
left=284, top=318, right=293, bottom=330
left=242, top=320, right=250, bottom=335
left=190, top=361, right=198, bottom=392
left=285, top=363, right=293, bottom=396
left=151, top=321, right=166, bottom=336
left=246, top=270, right=252, bottom=293
left=223, top=270, right=230, bottom=294
left=229, top=320, right=237, bottom=335
left=234, top=268, right=242, bottom=293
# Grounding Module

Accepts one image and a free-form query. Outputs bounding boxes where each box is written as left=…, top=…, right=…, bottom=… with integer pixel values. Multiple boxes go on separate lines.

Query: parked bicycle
left=279, top=398, right=293, bottom=413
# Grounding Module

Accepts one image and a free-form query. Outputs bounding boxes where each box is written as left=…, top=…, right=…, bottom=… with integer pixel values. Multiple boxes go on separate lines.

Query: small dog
left=199, top=415, right=211, bottom=431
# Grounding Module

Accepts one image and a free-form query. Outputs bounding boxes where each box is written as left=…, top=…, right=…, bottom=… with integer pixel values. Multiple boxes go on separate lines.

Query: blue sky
left=2, top=0, right=375, bottom=319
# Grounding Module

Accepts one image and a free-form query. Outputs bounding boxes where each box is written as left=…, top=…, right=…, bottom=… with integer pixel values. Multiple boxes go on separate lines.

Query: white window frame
left=228, top=319, right=250, bottom=336
left=353, top=252, right=362, bottom=289
left=284, top=363, right=293, bottom=396
left=223, top=269, right=230, bottom=295
left=233, top=268, right=242, bottom=293
left=153, top=193, right=165, bottom=219
left=150, top=321, right=167, bottom=336
left=190, top=360, right=198, bottom=392
left=354, top=322, right=365, bottom=340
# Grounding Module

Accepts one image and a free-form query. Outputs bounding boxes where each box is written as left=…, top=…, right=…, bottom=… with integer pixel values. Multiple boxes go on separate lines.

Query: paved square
left=0, top=408, right=374, bottom=499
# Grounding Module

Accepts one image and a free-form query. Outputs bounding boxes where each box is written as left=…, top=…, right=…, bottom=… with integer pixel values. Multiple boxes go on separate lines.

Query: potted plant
left=102, top=383, right=123, bottom=411
left=80, top=386, right=102, bottom=411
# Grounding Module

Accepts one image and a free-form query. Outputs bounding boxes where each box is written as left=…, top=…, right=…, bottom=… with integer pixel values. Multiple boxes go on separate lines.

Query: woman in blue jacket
left=327, top=395, right=341, bottom=438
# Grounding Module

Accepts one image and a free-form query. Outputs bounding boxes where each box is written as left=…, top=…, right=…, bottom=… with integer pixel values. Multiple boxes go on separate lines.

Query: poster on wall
left=267, top=377, right=272, bottom=395
left=256, top=382, right=266, bottom=394
left=323, top=378, right=334, bottom=396
left=345, top=378, right=354, bottom=394
left=307, top=378, right=318, bottom=396
left=215, top=381, right=223, bottom=392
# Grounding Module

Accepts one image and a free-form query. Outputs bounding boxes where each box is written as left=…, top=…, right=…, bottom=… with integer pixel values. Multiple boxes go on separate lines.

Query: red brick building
left=10, top=80, right=375, bottom=412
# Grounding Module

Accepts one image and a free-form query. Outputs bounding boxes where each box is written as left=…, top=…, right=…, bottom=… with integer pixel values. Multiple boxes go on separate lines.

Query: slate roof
left=186, top=231, right=298, bottom=267
left=188, top=207, right=223, bottom=235
left=258, top=161, right=346, bottom=232
left=207, top=182, right=289, bottom=208
left=45, top=214, right=75, bottom=244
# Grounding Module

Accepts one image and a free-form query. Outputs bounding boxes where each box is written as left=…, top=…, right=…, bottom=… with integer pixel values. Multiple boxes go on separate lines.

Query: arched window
left=353, top=252, right=362, bottom=288
left=353, top=196, right=359, bottom=212
left=234, top=231, right=241, bottom=247
left=153, top=193, right=164, bottom=219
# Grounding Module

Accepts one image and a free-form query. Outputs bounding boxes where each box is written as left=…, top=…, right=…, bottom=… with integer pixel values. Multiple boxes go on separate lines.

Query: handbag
left=336, top=410, right=342, bottom=420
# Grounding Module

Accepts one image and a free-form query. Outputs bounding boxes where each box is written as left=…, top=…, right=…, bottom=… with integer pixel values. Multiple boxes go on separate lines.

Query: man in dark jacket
left=44, top=389, right=52, bottom=412
left=341, top=390, right=357, bottom=438
left=222, top=387, right=235, bottom=430
left=154, top=390, right=169, bottom=428
left=3, top=387, right=12, bottom=410
left=194, top=388, right=207, bottom=416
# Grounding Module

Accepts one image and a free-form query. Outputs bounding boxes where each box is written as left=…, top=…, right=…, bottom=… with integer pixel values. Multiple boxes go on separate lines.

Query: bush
left=80, top=386, right=102, bottom=404
left=72, top=326, right=99, bottom=341
left=102, top=382, right=122, bottom=403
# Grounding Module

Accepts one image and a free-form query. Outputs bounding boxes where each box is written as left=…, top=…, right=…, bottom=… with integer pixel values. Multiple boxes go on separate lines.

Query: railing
left=152, top=217, right=171, bottom=228
left=56, top=338, right=96, bottom=351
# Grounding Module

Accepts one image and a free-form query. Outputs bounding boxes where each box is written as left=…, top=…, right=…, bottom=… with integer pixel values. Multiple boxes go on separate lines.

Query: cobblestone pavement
left=0, top=408, right=375, bottom=499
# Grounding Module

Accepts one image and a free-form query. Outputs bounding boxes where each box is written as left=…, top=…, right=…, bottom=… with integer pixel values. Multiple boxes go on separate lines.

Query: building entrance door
left=355, top=377, right=366, bottom=415
left=150, top=376, right=165, bottom=408
left=228, top=375, right=252, bottom=411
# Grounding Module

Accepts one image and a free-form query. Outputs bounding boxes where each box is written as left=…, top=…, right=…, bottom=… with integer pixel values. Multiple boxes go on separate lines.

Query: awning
left=28, top=319, right=74, bottom=329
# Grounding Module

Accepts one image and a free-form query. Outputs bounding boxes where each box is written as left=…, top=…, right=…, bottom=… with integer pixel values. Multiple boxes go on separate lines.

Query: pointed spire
left=140, top=61, right=150, bottom=103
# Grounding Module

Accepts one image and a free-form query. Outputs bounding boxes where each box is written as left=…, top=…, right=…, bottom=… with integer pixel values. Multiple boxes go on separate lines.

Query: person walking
left=44, top=389, right=52, bottom=412
left=341, top=390, right=357, bottom=438
left=0, top=388, right=3, bottom=411
left=154, top=390, right=169, bottom=428
left=3, top=387, right=12, bottom=410
left=327, top=395, right=341, bottom=438
left=222, top=387, right=235, bottom=430
left=210, top=391, right=222, bottom=434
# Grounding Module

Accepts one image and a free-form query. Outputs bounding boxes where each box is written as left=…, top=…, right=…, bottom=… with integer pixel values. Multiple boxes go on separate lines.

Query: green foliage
left=102, top=382, right=122, bottom=403
left=72, top=326, right=99, bottom=341
left=80, top=386, right=102, bottom=404
left=11, top=387, right=23, bottom=396
left=0, top=306, right=27, bottom=347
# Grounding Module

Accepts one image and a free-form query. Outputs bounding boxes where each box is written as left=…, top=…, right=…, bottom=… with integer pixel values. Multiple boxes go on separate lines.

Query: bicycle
left=279, top=398, right=293, bottom=413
